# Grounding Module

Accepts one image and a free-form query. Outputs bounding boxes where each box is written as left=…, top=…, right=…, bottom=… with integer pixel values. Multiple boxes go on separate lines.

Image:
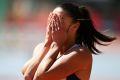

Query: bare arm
left=33, top=13, right=92, bottom=80
left=33, top=42, right=91, bottom=80
left=22, top=42, right=51, bottom=80
left=21, top=42, right=43, bottom=75
left=22, top=13, right=54, bottom=80
left=32, top=13, right=81, bottom=80
left=33, top=42, right=61, bottom=80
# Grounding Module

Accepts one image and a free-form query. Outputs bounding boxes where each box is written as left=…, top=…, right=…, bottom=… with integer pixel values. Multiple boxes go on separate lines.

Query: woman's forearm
left=33, top=42, right=60, bottom=80
left=23, top=41, right=52, bottom=80
left=42, top=42, right=60, bottom=71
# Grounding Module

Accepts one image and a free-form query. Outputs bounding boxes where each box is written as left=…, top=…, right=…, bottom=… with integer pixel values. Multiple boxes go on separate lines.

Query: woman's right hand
left=51, top=13, right=67, bottom=48
left=45, top=12, right=53, bottom=46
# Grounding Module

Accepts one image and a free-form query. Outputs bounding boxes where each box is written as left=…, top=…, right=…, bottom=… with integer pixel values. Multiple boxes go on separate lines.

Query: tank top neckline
left=57, top=44, right=80, bottom=60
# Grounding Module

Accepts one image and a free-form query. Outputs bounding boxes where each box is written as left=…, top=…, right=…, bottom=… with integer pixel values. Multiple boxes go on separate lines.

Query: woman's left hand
left=51, top=13, right=67, bottom=47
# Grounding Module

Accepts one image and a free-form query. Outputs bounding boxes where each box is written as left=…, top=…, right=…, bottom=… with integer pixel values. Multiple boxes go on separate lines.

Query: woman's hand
left=45, top=12, right=53, bottom=46
left=51, top=13, right=67, bottom=48
left=33, top=13, right=68, bottom=80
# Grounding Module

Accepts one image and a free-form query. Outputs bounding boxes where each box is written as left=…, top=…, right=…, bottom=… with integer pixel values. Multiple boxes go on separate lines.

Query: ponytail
left=59, top=3, right=116, bottom=54
left=76, top=6, right=116, bottom=54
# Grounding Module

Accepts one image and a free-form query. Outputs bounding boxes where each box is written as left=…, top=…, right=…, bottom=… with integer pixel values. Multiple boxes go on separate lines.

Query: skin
left=22, top=7, right=92, bottom=80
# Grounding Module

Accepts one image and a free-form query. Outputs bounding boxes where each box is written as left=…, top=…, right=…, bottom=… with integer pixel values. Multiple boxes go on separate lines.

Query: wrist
left=44, top=40, right=52, bottom=47
left=50, top=42, right=63, bottom=51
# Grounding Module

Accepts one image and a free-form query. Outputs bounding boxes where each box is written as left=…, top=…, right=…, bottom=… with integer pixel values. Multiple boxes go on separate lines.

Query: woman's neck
left=61, top=35, right=76, bottom=54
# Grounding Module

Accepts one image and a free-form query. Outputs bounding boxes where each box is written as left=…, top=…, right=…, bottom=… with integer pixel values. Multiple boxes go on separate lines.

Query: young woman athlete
left=22, top=3, right=116, bottom=80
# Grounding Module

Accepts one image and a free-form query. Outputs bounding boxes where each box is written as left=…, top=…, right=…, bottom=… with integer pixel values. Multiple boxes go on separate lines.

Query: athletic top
left=67, top=73, right=80, bottom=80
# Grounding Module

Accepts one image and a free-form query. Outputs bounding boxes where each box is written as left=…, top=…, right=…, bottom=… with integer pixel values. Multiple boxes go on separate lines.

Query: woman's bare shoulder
left=76, top=47, right=93, bottom=69
left=68, top=45, right=92, bottom=57
left=67, top=46, right=92, bottom=66
left=78, top=46, right=92, bottom=57
left=73, top=47, right=92, bottom=80
left=78, top=47, right=92, bottom=61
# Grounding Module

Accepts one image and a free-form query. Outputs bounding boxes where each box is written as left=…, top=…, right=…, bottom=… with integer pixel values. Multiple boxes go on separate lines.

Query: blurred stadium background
left=0, top=0, right=120, bottom=80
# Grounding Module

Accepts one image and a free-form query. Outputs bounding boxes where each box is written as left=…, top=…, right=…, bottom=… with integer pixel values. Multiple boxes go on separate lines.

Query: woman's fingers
left=45, top=13, right=53, bottom=42
left=59, top=16, right=64, bottom=28
left=54, top=14, right=60, bottom=31
left=46, top=12, right=53, bottom=33
left=49, top=13, right=54, bottom=28
left=49, top=13, right=54, bottom=32
left=51, top=14, right=57, bottom=32
left=55, top=14, right=64, bottom=31
left=54, top=14, right=63, bottom=31
left=49, top=13, right=64, bottom=33
left=47, top=12, right=52, bottom=26
left=51, top=14, right=56, bottom=33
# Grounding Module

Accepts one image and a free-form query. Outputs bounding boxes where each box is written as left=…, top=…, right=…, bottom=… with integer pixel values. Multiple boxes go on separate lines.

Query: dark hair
left=58, top=3, right=116, bottom=54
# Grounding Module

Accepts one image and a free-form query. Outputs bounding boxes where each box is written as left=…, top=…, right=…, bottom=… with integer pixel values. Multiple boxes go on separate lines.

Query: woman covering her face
left=22, top=3, right=116, bottom=80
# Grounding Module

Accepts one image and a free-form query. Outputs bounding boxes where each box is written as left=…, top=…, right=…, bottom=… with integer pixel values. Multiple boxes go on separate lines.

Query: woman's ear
left=73, top=22, right=80, bottom=31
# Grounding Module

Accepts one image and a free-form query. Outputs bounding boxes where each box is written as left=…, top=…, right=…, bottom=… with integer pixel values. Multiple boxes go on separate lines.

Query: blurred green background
left=0, top=0, right=120, bottom=80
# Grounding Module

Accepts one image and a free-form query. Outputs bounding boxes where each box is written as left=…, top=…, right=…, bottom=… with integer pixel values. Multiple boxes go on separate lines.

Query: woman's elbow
left=33, top=73, right=47, bottom=80
left=24, top=74, right=32, bottom=80
left=21, top=68, right=26, bottom=75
